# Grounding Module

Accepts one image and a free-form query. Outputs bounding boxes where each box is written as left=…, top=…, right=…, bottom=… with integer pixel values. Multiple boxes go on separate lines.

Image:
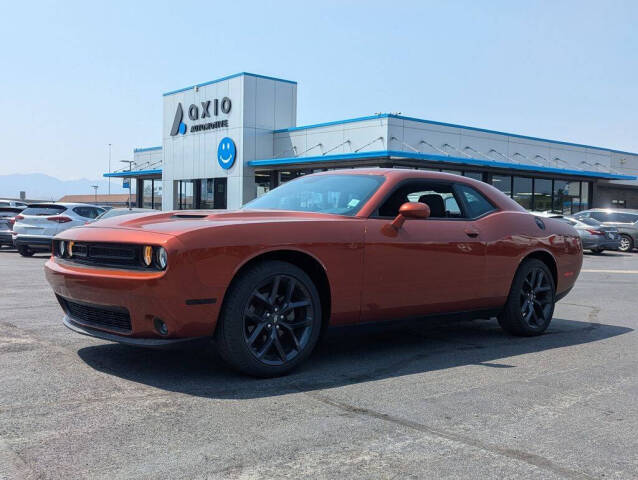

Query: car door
left=361, top=180, right=488, bottom=322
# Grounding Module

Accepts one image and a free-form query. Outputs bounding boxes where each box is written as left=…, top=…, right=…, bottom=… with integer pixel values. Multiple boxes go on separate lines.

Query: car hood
left=77, top=209, right=352, bottom=236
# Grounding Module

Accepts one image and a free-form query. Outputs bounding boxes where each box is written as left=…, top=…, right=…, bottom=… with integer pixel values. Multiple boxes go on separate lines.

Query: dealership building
left=105, top=72, right=638, bottom=212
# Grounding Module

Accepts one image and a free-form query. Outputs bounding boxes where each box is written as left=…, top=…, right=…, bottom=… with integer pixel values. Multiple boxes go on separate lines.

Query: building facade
left=105, top=72, right=638, bottom=212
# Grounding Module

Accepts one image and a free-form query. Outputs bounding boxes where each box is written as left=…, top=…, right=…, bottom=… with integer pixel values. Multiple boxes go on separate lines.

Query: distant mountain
left=0, top=173, right=129, bottom=201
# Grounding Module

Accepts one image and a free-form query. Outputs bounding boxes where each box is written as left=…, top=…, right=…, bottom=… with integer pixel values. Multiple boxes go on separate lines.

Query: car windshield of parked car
left=95, top=208, right=147, bottom=220
left=243, top=174, right=384, bottom=216
left=22, top=205, right=67, bottom=216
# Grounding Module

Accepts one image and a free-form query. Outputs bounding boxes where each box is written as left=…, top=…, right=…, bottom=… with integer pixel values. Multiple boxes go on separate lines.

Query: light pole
left=108, top=144, right=112, bottom=196
left=120, top=160, right=134, bottom=209
left=91, top=185, right=98, bottom=204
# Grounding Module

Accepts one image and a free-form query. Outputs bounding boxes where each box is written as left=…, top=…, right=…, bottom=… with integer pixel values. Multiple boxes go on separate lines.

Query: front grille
left=54, top=241, right=159, bottom=270
left=59, top=296, right=131, bottom=333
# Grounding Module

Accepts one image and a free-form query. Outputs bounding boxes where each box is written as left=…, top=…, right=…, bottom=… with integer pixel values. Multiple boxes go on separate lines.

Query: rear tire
left=618, top=235, right=633, bottom=253
left=498, top=259, right=555, bottom=336
left=215, top=260, right=322, bottom=377
left=17, top=245, right=34, bottom=257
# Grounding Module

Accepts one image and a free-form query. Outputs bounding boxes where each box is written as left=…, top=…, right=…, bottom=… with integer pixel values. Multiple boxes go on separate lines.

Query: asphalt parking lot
left=1, top=249, right=637, bottom=479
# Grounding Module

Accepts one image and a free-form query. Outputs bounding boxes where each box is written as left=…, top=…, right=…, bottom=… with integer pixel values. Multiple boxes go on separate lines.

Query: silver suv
left=573, top=209, right=638, bottom=252
left=12, top=203, right=105, bottom=256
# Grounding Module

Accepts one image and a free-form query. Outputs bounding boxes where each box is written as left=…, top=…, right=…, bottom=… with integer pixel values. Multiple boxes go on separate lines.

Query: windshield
left=243, top=174, right=384, bottom=216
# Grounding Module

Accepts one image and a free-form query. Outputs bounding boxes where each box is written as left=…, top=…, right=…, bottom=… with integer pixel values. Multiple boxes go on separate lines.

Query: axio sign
left=170, top=97, right=232, bottom=136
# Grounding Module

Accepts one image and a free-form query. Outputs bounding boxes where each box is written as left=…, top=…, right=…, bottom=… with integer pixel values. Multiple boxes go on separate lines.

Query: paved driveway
left=0, top=249, right=637, bottom=479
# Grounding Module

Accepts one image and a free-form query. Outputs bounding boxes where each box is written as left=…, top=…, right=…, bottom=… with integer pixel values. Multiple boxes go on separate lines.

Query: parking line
left=581, top=269, right=638, bottom=274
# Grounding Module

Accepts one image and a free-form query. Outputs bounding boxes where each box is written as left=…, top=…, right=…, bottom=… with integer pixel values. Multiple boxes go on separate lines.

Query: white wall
left=161, top=73, right=296, bottom=210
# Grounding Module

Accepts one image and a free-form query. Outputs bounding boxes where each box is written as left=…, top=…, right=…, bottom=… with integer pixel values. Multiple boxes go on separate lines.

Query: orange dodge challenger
left=45, top=169, right=582, bottom=377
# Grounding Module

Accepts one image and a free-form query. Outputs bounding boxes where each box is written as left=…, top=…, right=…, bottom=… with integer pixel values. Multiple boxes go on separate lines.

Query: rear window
left=22, top=205, right=67, bottom=216
left=457, top=184, right=496, bottom=218
left=0, top=207, right=23, bottom=216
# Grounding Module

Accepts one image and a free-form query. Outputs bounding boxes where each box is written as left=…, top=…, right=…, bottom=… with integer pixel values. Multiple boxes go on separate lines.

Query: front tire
left=498, top=259, right=555, bottom=336
left=17, top=245, right=34, bottom=257
left=215, top=260, right=322, bottom=377
left=618, top=235, right=633, bottom=253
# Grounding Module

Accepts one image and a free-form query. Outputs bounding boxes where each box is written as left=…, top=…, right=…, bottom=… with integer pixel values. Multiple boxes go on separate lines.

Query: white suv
left=13, top=203, right=105, bottom=256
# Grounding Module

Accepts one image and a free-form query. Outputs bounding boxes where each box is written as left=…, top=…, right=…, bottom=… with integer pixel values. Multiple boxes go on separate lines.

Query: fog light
left=157, top=247, right=168, bottom=270
left=154, top=318, right=168, bottom=336
left=59, top=241, right=66, bottom=257
left=143, top=245, right=153, bottom=266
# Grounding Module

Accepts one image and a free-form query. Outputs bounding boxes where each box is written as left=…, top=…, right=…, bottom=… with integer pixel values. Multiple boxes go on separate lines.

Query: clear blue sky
left=1, top=0, right=636, bottom=180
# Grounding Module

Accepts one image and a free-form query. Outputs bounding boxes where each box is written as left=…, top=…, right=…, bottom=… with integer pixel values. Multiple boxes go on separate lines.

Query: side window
left=609, top=213, right=638, bottom=223
left=589, top=212, right=607, bottom=221
left=457, top=184, right=496, bottom=218
left=377, top=181, right=465, bottom=219
left=73, top=207, right=95, bottom=218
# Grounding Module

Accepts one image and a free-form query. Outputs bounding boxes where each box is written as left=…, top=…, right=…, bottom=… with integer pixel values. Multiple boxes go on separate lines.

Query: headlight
left=59, top=241, right=66, bottom=257
left=157, top=247, right=168, bottom=270
left=143, top=246, right=153, bottom=267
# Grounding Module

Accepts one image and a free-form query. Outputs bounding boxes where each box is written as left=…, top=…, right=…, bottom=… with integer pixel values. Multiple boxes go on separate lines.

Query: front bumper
left=63, top=315, right=207, bottom=348
left=45, top=256, right=225, bottom=340
left=13, top=234, right=53, bottom=250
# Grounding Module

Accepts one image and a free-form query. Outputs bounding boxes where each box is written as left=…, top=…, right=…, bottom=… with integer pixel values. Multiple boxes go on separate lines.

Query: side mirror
left=390, top=202, right=430, bottom=230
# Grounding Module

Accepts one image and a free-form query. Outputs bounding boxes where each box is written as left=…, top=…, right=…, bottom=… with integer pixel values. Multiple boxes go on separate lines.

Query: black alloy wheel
left=519, top=267, right=553, bottom=329
left=216, top=260, right=322, bottom=377
left=243, top=274, right=314, bottom=366
left=498, top=258, right=555, bottom=336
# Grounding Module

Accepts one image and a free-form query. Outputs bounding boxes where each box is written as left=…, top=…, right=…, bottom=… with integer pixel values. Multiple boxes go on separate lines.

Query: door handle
left=464, top=227, right=479, bottom=238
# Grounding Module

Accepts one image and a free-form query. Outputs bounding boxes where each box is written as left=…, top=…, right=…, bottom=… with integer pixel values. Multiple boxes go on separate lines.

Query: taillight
left=47, top=216, right=72, bottom=223
left=586, top=229, right=604, bottom=236
left=15, top=215, right=24, bottom=222
left=8, top=218, right=15, bottom=229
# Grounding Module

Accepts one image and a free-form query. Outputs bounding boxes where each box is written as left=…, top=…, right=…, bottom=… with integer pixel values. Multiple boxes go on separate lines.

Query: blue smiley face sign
left=217, top=137, right=236, bottom=170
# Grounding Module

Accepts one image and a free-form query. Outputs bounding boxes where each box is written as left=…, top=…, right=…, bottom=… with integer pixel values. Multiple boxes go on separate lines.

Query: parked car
left=93, top=207, right=154, bottom=222
left=0, top=199, right=28, bottom=208
left=13, top=203, right=105, bottom=256
left=559, top=216, right=620, bottom=254
left=0, top=206, right=25, bottom=248
left=45, top=169, right=583, bottom=377
left=573, top=209, right=638, bottom=252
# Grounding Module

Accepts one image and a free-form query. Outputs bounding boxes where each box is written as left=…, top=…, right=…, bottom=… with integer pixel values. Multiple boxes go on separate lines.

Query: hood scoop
left=172, top=214, right=208, bottom=219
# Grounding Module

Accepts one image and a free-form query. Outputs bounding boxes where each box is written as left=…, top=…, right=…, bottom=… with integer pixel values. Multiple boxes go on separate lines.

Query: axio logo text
left=217, top=137, right=236, bottom=170
left=170, top=97, right=232, bottom=136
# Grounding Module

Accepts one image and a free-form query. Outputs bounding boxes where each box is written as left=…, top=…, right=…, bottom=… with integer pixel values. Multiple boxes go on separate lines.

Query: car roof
left=582, top=208, right=638, bottom=214
left=25, top=202, right=103, bottom=208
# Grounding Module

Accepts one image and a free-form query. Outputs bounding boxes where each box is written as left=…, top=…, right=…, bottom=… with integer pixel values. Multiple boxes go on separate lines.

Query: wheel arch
left=217, top=248, right=332, bottom=335
left=519, top=249, right=558, bottom=288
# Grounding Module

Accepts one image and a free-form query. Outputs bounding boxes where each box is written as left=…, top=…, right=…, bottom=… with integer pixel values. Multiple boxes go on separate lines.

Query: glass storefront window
left=579, top=182, right=590, bottom=211
left=513, top=177, right=533, bottom=209
left=152, top=181, right=162, bottom=210
left=491, top=175, right=511, bottom=197
left=463, top=171, right=483, bottom=182
left=553, top=180, right=580, bottom=214
left=255, top=173, right=271, bottom=197
left=533, top=178, right=552, bottom=212
left=142, top=180, right=153, bottom=209
left=200, top=179, right=215, bottom=209
left=178, top=180, right=194, bottom=209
